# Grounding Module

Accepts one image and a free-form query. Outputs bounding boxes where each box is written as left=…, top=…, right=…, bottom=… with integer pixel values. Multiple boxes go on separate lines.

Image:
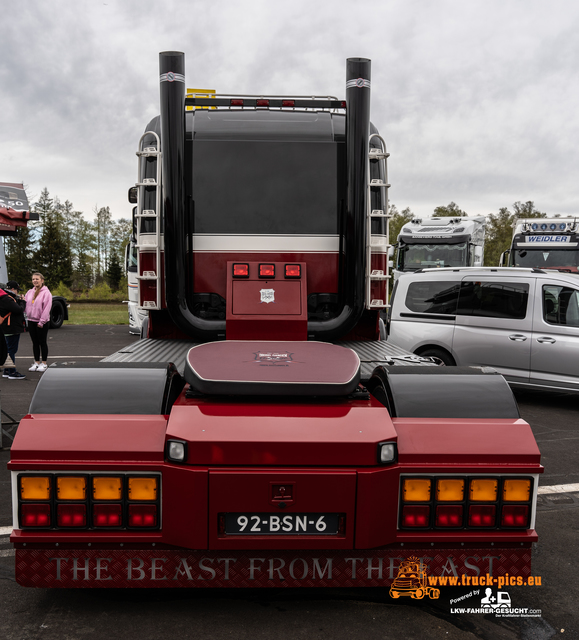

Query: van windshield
left=399, top=243, right=468, bottom=271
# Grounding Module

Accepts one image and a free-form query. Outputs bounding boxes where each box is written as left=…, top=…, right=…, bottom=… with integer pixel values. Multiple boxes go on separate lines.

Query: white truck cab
left=394, top=216, right=486, bottom=280
left=500, top=218, right=579, bottom=272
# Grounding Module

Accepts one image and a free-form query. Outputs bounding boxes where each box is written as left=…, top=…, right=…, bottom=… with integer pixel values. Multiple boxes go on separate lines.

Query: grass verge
left=64, top=303, right=129, bottom=325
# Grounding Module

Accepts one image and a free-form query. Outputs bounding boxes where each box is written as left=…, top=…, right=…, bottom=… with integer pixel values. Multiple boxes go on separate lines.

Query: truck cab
left=500, top=218, right=579, bottom=272
left=394, top=216, right=486, bottom=280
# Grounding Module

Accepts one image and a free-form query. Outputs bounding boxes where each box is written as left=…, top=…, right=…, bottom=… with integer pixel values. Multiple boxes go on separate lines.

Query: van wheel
left=416, top=347, right=455, bottom=366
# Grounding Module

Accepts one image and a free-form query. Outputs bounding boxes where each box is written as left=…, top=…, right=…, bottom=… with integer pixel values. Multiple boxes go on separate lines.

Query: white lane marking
left=0, top=549, right=14, bottom=557
left=0, top=526, right=13, bottom=536
left=538, top=483, right=579, bottom=495
left=41, top=356, right=108, bottom=359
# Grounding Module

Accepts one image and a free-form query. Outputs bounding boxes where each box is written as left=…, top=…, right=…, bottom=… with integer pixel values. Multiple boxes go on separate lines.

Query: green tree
left=484, top=207, right=514, bottom=266
left=109, top=217, right=132, bottom=265
left=483, top=201, right=546, bottom=266
left=433, top=202, right=467, bottom=217
left=32, top=188, right=73, bottom=288
left=512, top=201, right=546, bottom=220
left=5, top=226, right=35, bottom=288
left=388, top=204, right=414, bottom=244
left=94, top=205, right=112, bottom=281
left=106, top=250, right=123, bottom=290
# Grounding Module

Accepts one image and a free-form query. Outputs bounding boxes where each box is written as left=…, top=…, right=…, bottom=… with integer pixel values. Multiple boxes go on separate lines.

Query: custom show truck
left=500, top=217, right=579, bottom=272
left=9, top=53, right=541, bottom=589
left=394, top=216, right=486, bottom=280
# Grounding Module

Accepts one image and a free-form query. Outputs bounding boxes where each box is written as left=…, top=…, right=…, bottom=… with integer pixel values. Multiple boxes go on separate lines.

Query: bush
left=87, top=282, right=113, bottom=301
left=52, top=281, right=74, bottom=299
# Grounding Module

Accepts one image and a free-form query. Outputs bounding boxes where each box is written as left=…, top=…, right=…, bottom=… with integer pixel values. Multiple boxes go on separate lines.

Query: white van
left=387, top=267, right=579, bottom=393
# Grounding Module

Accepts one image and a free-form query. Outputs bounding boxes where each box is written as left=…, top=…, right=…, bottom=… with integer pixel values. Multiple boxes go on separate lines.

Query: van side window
left=405, top=281, right=459, bottom=314
left=457, top=281, right=529, bottom=319
left=543, top=285, right=579, bottom=326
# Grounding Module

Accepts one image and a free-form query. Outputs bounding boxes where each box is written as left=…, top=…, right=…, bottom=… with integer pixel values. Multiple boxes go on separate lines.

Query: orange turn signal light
left=128, top=477, right=158, bottom=501
left=57, top=476, right=86, bottom=500
left=20, top=476, right=51, bottom=501
left=403, top=478, right=431, bottom=502
left=503, top=479, right=531, bottom=502
left=469, top=479, right=498, bottom=502
left=93, top=477, right=122, bottom=501
left=436, top=479, right=464, bottom=502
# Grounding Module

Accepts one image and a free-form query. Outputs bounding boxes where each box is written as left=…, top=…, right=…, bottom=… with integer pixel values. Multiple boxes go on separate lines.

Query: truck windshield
left=398, top=243, right=468, bottom=271
left=513, top=249, right=579, bottom=272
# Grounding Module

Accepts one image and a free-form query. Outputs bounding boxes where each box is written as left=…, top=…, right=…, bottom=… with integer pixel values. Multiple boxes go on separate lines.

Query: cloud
left=1, top=0, right=579, bottom=221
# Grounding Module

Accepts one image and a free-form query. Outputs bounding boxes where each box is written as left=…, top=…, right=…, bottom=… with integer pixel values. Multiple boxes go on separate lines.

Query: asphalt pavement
left=0, top=325, right=577, bottom=640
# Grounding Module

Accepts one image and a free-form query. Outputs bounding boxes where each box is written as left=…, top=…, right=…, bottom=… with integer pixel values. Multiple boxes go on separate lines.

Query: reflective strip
left=192, top=235, right=340, bottom=252
left=160, top=72, right=186, bottom=83
left=346, top=78, right=371, bottom=89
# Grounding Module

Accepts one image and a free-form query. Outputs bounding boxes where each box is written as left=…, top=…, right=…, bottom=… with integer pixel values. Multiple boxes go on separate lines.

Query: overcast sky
left=2, top=0, right=579, bottom=222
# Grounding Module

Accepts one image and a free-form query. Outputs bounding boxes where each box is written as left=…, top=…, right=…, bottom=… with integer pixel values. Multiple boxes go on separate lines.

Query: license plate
left=224, top=513, right=342, bottom=535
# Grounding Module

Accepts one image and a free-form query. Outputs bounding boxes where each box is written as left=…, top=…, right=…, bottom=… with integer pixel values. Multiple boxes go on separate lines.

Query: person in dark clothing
left=0, top=284, right=26, bottom=378
left=2, top=280, right=27, bottom=379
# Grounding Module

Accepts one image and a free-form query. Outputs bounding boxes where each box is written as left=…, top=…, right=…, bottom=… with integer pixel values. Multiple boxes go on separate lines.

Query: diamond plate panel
left=15, top=547, right=532, bottom=588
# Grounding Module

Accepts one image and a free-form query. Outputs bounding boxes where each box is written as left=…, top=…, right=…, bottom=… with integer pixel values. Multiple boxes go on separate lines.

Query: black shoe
left=8, top=371, right=26, bottom=380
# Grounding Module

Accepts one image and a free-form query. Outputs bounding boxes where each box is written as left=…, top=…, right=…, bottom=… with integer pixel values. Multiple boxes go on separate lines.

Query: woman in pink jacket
left=24, top=272, right=52, bottom=372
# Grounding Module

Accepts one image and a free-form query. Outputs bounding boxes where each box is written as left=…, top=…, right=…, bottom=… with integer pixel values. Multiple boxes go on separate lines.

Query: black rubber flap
left=29, top=362, right=184, bottom=415
left=378, top=366, right=520, bottom=419
left=185, top=341, right=360, bottom=396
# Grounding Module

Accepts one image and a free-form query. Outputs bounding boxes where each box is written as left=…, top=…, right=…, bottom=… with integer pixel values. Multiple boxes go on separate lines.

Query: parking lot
left=0, top=326, right=577, bottom=640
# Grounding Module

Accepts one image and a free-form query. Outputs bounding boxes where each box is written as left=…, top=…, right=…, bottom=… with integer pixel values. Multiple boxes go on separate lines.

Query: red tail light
left=129, top=504, right=157, bottom=528
left=94, top=504, right=122, bottom=527
left=285, top=264, right=301, bottom=278
left=230, top=99, right=244, bottom=106
left=57, top=504, right=86, bottom=527
left=435, top=505, right=463, bottom=527
left=282, top=100, right=295, bottom=107
left=469, top=505, right=496, bottom=527
left=501, top=505, right=529, bottom=528
left=401, top=505, right=430, bottom=528
left=256, top=99, right=269, bottom=107
left=21, top=504, right=51, bottom=527
left=259, top=264, right=275, bottom=278
left=233, top=263, right=249, bottom=278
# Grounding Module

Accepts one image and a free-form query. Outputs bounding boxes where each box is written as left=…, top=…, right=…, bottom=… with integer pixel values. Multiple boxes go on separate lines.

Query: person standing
left=24, top=272, right=52, bottom=372
left=0, top=284, right=25, bottom=376
left=2, top=280, right=27, bottom=379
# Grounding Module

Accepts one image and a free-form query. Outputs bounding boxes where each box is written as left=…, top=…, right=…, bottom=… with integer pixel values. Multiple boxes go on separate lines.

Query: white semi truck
left=500, top=218, right=579, bottom=272
left=393, top=216, right=486, bottom=280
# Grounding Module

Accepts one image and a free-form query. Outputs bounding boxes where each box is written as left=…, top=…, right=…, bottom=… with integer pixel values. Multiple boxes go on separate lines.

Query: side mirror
left=499, top=250, right=510, bottom=267
left=128, top=186, right=138, bottom=204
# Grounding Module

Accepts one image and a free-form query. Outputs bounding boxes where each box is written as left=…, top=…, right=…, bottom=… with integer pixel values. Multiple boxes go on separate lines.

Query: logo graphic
left=481, top=588, right=511, bottom=610
left=260, top=288, right=275, bottom=304
left=389, top=557, right=440, bottom=600
left=254, top=351, right=293, bottom=364
left=167, top=72, right=175, bottom=82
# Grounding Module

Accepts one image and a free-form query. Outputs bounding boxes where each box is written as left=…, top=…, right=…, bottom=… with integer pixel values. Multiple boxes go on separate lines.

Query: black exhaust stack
left=309, top=57, right=371, bottom=340
left=159, top=53, right=370, bottom=342
left=159, top=51, right=224, bottom=339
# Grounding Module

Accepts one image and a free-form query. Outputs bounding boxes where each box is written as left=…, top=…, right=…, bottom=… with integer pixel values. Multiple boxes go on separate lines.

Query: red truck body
left=9, top=52, right=542, bottom=589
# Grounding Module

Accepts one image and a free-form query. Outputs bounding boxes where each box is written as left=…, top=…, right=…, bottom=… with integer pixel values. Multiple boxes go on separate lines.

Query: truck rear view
left=9, top=53, right=541, bottom=590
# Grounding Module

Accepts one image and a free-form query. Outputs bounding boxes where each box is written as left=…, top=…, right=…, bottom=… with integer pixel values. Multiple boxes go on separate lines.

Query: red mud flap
left=16, top=547, right=532, bottom=588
